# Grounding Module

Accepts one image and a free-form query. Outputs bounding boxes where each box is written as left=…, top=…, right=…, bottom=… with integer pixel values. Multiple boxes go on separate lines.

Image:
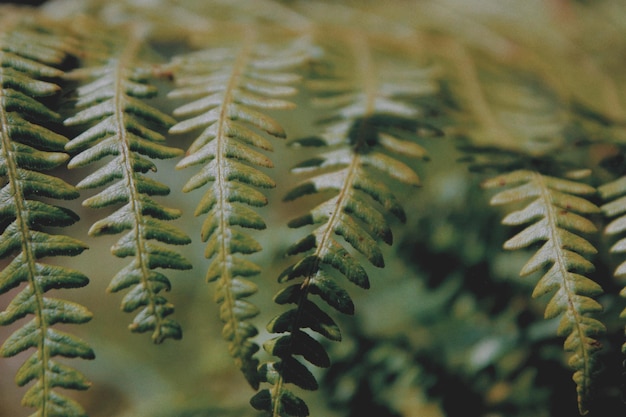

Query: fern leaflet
left=0, top=15, right=94, bottom=417
left=483, top=169, right=604, bottom=415
left=64, top=24, right=191, bottom=344
left=252, top=31, right=442, bottom=417
left=167, top=28, right=308, bottom=388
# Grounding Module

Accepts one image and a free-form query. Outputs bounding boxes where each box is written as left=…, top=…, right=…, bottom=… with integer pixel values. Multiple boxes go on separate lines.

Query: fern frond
left=64, top=24, right=191, bottom=344
left=168, top=28, right=308, bottom=388
left=252, top=32, right=443, bottom=417
left=0, top=14, right=94, bottom=417
left=483, top=169, right=604, bottom=415
left=446, top=41, right=570, bottom=157
left=598, top=175, right=626, bottom=354
left=452, top=35, right=608, bottom=416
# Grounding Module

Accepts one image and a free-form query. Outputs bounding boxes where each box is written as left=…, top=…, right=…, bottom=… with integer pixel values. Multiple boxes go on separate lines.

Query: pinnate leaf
left=484, top=169, right=604, bottom=414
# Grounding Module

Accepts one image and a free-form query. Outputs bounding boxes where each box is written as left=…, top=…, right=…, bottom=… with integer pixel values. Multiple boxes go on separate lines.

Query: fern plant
left=0, top=11, right=94, bottom=417
left=167, top=28, right=308, bottom=388
left=64, top=21, right=192, bottom=344
left=250, top=30, right=443, bottom=417
left=482, top=170, right=604, bottom=414
left=2, top=1, right=626, bottom=416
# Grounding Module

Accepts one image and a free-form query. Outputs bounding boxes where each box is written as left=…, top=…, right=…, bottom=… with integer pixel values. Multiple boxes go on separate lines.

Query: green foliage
left=167, top=29, right=308, bottom=388
left=252, top=33, right=442, bottom=417
left=64, top=22, right=192, bottom=344
left=2, top=1, right=626, bottom=417
left=0, top=11, right=94, bottom=417
left=600, top=175, right=626, bottom=352
left=483, top=170, right=604, bottom=414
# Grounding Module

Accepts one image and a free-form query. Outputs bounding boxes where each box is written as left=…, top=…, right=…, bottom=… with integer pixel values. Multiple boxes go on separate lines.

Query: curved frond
left=0, top=13, right=94, bottom=417
left=483, top=169, right=604, bottom=415
left=168, top=28, right=308, bottom=388
left=64, top=24, right=191, bottom=344
left=252, top=31, right=443, bottom=417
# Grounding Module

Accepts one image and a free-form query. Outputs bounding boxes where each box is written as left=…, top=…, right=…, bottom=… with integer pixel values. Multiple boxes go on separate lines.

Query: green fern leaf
left=598, top=175, right=626, bottom=356
left=483, top=169, right=604, bottom=415
left=168, top=28, right=308, bottom=389
left=256, top=31, right=442, bottom=416
left=0, top=15, right=94, bottom=417
left=64, top=24, right=191, bottom=344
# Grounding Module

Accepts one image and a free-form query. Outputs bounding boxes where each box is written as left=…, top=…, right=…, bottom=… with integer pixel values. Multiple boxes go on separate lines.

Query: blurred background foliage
left=2, top=0, right=626, bottom=416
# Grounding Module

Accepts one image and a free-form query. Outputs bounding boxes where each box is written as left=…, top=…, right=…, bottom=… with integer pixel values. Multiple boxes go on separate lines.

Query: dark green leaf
left=264, top=330, right=331, bottom=368
left=310, top=275, right=355, bottom=314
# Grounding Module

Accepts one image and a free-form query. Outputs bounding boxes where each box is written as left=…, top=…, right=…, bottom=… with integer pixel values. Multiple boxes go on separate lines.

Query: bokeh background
left=2, top=1, right=626, bottom=416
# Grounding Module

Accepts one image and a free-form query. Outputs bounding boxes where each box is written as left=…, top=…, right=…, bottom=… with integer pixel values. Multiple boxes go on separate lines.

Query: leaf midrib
left=214, top=25, right=257, bottom=367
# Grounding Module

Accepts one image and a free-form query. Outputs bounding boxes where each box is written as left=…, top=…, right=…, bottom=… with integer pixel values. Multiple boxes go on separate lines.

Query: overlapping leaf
left=483, top=169, right=604, bottom=415
left=0, top=15, right=94, bottom=417
left=168, top=32, right=309, bottom=388
left=252, top=33, right=443, bottom=417
left=64, top=25, right=191, bottom=344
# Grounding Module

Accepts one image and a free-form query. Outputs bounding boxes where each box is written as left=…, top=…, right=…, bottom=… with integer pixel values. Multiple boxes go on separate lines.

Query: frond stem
left=350, top=31, right=377, bottom=117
